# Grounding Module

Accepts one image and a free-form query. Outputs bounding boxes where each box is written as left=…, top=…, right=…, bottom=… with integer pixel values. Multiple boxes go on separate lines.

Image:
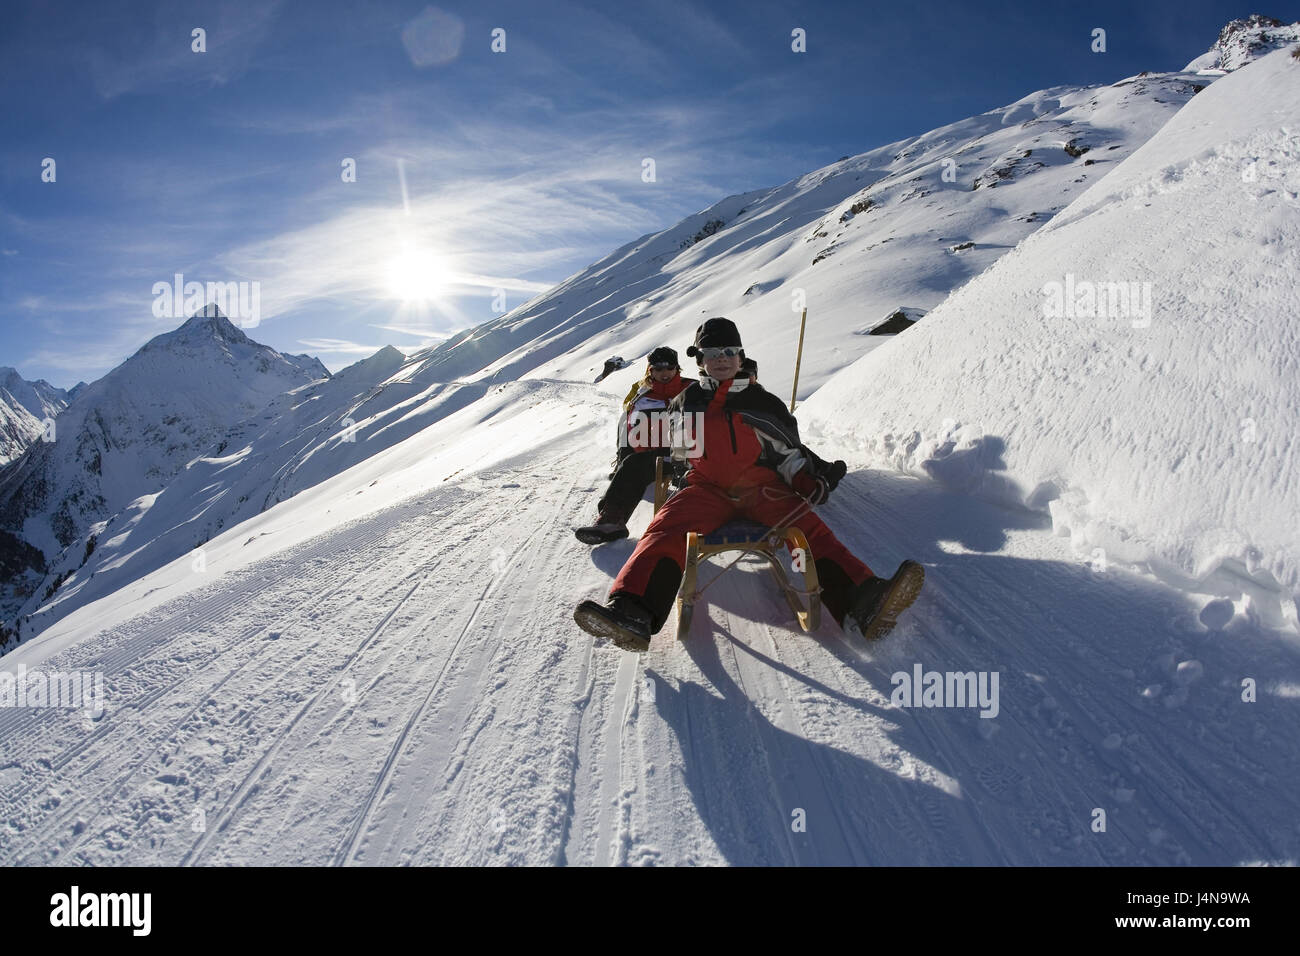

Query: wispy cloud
left=212, top=101, right=754, bottom=324
left=296, top=337, right=390, bottom=356
left=20, top=336, right=146, bottom=378
left=651, top=0, right=754, bottom=62
left=16, top=291, right=145, bottom=314
left=368, top=323, right=455, bottom=341
left=1, top=0, right=878, bottom=387
left=84, top=0, right=285, bottom=99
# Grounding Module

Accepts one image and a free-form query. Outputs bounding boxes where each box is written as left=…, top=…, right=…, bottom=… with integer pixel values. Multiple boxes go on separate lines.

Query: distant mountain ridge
left=0, top=368, right=70, bottom=465
left=0, top=307, right=328, bottom=642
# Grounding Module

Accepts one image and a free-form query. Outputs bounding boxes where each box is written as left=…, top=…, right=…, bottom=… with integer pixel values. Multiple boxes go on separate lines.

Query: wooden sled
left=654, top=457, right=822, bottom=641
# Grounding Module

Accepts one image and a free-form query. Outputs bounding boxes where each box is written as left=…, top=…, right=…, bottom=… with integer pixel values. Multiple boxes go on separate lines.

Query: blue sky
left=0, top=0, right=1291, bottom=387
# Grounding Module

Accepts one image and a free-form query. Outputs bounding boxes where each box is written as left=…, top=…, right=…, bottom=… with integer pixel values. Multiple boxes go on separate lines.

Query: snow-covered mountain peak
left=0, top=367, right=66, bottom=414
left=332, top=344, right=407, bottom=383
left=0, top=308, right=334, bottom=641
left=149, top=306, right=252, bottom=351
left=1184, top=14, right=1300, bottom=72
left=0, top=368, right=70, bottom=465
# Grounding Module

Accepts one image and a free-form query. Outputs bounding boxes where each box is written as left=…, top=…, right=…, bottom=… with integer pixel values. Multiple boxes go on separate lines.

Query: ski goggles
left=697, top=346, right=742, bottom=360
left=650, top=362, right=677, bottom=371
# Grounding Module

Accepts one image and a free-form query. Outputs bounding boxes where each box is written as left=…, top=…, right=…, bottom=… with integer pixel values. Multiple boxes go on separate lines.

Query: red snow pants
left=610, top=476, right=875, bottom=633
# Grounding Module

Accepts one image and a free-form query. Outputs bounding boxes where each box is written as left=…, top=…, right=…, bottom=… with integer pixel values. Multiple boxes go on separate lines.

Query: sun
left=385, top=245, right=448, bottom=303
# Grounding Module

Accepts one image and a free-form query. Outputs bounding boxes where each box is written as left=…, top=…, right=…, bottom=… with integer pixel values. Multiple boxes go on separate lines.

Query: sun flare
left=385, top=246, right=448, bottom=303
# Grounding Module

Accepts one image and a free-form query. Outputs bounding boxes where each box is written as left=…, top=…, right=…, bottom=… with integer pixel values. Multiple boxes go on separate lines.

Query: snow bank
left=801, top=47, right=1300, bottom=626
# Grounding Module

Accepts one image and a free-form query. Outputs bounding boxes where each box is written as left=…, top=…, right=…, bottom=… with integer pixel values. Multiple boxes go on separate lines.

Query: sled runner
left=654, top=457, right=822, bottom=640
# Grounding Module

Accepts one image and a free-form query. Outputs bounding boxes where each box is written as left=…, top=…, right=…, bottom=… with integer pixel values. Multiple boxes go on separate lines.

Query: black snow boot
left=574, top=509, right=629, bottom=545
left=847, top=560, right=925, bottom=641
left=573, top=594, right=653, bottom=652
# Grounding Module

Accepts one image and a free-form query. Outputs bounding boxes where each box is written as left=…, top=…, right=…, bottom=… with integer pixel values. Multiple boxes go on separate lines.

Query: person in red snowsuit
left=575, top=347, right=691, bottom=544
left=574, top=317, right=924, bottom=651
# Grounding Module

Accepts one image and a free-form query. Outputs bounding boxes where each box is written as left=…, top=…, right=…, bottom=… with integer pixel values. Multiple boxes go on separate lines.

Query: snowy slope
left=0, top=400, right=45, bottom=470
left=12, top=337, right=667, bottom=644
left=800, top=46, right=1300, bottom=627
left=0, top=308, right=328, bottom=638
left=0, top=42, right=1247, bottom=648
left=404, top=71, right=1216, bottom=405
left=1, top=21, right=1298, bottom=868
left=2, top=374, right=1297, bottom=866
left=11, top=344, right=501, bottom=639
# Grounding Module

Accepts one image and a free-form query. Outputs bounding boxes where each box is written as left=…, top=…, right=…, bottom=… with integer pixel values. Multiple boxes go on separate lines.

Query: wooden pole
left=790, top=308, right=807, bottom=412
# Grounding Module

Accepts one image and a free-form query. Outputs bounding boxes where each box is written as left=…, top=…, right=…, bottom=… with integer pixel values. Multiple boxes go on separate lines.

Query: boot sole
left=573, top=601, right=651, bottom=652
left=860, top=561, right=925, bottom=641
left=574, top=527, right=629, bottom=545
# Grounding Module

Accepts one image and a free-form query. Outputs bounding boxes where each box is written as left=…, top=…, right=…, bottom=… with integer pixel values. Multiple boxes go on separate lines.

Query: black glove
left=823, top=459, right=847, bottom=493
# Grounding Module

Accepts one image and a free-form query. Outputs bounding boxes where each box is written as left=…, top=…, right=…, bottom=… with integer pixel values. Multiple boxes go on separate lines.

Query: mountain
left=1183, top=14, right=1300, bottom=72
left=10, top=343, right=452, bottom=638
left=4, top=56, right=1228, bottom=644
left=0, top=368, right=70, bottom=465
left=6, top=23, right=1283, bottom=646
left=1, top=21, right=1298, bottom=868
left=400, top=70, right=1218, bottom=402
left=0, top=367, right=68, bottom=421
left=0, top=399, right=47, bottom=468
left=0, top=308, right=328, bottom=641
left=801, top=44, right=1300, bottom=625
left=404, top=17, right=1298, bottom=402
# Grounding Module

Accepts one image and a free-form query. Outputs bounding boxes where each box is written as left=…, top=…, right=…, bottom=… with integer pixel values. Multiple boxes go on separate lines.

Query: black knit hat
left=647, top=346, right=679, bottom=368
left=685, top=317, right=742, bottom=358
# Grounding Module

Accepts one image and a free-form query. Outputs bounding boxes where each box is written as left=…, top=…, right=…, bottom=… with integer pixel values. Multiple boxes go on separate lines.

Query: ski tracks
left=206, top=454, right=592, bottom=866
left=333, top=484, right=567, bottom=865
left=9, top=430, right=1295, bottom=866
left=1, top=450, right=590, bottom=865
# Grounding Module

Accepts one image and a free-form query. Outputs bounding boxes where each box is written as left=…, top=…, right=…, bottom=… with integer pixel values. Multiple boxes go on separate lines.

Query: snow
left=3, top=54, right=1239, bottom=644
left=14, top=379, right=596, bottom=656
left=0, top=368, right=68, bottom=465
left=2, top=381, right=1297, bottom=865
left=801, top=46, right=1300, bottom=623
left=403, top=70, right=1214, bottom=406
left=0, top=399, right=45, bottom=468
left=1, top=22, right=1299, bottom=867
left=1182, top=15, right=1300, bottom=73
left=0, top=310, right=328, bottom=633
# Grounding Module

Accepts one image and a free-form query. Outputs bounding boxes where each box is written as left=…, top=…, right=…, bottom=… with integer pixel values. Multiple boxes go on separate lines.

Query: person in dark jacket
left=575, top=346, right=691, bottom=544
left=574, top=317, right=924, bottom=651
